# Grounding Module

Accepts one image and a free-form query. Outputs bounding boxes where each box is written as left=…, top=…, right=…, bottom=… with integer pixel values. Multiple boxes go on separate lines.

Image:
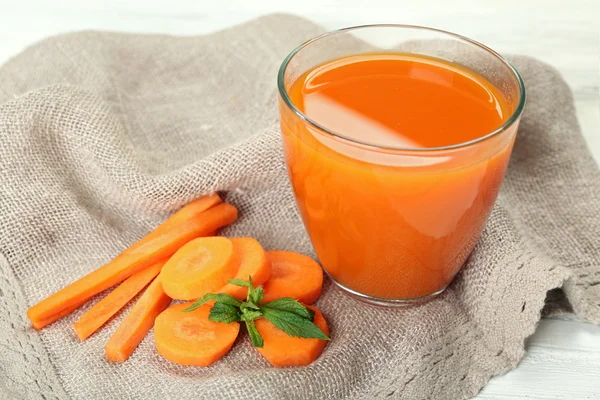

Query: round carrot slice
left=254, top=306, right=329, bottom=367
left=218, top=238, right=271, bottom=300
left=261, top=251, right=323, bottom=304
left=160, top=237, right=239, bottom=300
left=154, top=302, right=240, bottom=366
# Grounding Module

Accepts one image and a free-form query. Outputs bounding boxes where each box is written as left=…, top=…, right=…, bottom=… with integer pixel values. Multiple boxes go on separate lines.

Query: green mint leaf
left=249, top=285, right=264, bottom=305
left=240, top=301, right=260, bottom=311
left=183, top=293, right=241, bottom=312
left=208, top=303, right=241, bottom=324
left=245, top=275, right=257, bottom=304
left=260, top=298, right=315, bottom=320
left=240, top=309, right=262, bottom=322
left=227, top=278, right=251, bottom=288
left=245, top=319, right=264, bottom=348
left=260, top=308, right=330, bottom=341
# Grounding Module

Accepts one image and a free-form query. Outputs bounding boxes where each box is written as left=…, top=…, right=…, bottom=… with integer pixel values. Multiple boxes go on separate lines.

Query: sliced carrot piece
left=160, top=237, right=239, bottom=300
left=73, top=261, right=164, bottom=341
left=261, top=251, right=323, bottom=304
left=27, top=201, right=237, bottom=326
left=255, top=306, right=329, bottom=367
left=218, top=238, right=271, bottom=300
left=105, top=277, right=171, bottom=362
left=154, top=302, right=240, bottom=366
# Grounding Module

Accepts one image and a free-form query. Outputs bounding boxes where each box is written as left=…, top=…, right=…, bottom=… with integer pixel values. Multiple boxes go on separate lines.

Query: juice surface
left=295, top=54, right=506, bottom=149
left=280, top=53, right=516, bottom=300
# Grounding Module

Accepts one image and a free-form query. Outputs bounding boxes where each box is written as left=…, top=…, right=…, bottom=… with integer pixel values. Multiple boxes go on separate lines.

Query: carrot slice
left=27, top=201, right=237, bottom=326
left=105, top=277, right=171, bottom=362
left=218, top=238, right=271, bottom=300
left=154, top=302, right=240, bottom=366
left=254, top=306, right=329, bottom=367
left=261, top=251, right=323, bottom=304
left=160, top=237, right=239, bottom=300
left=73, top=261, right=164, bottom=341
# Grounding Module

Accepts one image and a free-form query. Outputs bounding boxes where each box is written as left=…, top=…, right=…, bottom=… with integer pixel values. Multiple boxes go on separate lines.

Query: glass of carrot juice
left=277, top=25, right=526, bottom=306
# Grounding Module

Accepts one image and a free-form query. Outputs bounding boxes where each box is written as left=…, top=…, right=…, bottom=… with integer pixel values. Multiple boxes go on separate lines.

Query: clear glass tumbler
left=277, top=25, right=526, bottom=306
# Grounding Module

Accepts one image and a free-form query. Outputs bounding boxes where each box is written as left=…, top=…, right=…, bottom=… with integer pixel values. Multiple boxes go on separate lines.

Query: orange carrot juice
left=279, top=53, right=519, bottom=301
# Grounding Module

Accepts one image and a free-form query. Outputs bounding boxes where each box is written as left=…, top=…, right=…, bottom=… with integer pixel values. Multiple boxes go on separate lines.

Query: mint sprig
left=183, top=276, right=330, bottom=347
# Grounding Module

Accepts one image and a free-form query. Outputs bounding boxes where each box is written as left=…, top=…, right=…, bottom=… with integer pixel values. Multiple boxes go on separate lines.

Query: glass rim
left=277, top=24, right=527, bottom=152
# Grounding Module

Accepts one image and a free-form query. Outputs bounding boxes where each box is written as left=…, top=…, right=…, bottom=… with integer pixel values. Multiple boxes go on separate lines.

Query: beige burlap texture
left=0, top=14, right=599, bottom=400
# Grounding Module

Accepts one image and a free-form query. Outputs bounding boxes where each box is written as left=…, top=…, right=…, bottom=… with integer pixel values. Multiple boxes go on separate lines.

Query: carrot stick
left=254, top=306, right=329, bottom=367
left=218, top=238, right=271, bottom=300
left=27, top=201, right=237, bottom=326
left=154, top=302, right=240, bottom=366
left=73, top=261, right=165, bottom=341
left=159, top=237, right=239, bottom=300
left=261, top=251, right=323, bottom=304
left=30, top=301, right=83, bottom=330
left=133, top=194, right=221, bottom=244
left=105, top=277, right=171, bottom=362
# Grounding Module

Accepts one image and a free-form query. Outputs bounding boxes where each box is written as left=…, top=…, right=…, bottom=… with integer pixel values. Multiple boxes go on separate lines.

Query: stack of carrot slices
left=26, top=194, right=329, bottom=367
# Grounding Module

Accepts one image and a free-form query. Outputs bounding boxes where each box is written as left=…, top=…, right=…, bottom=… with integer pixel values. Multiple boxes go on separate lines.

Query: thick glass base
left=328, top=274, right=448, bottom=307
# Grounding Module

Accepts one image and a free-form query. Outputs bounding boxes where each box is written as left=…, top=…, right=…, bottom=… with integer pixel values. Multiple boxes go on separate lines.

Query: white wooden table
left=1, top=0, right=599, bottom=398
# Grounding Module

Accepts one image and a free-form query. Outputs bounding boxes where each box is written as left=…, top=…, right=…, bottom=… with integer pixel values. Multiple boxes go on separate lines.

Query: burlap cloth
left=0, top=14, right=598, bottom=400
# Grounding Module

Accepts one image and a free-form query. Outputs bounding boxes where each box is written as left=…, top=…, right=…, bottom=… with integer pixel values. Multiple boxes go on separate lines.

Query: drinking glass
left=277, top=25, right=526, bottom=306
